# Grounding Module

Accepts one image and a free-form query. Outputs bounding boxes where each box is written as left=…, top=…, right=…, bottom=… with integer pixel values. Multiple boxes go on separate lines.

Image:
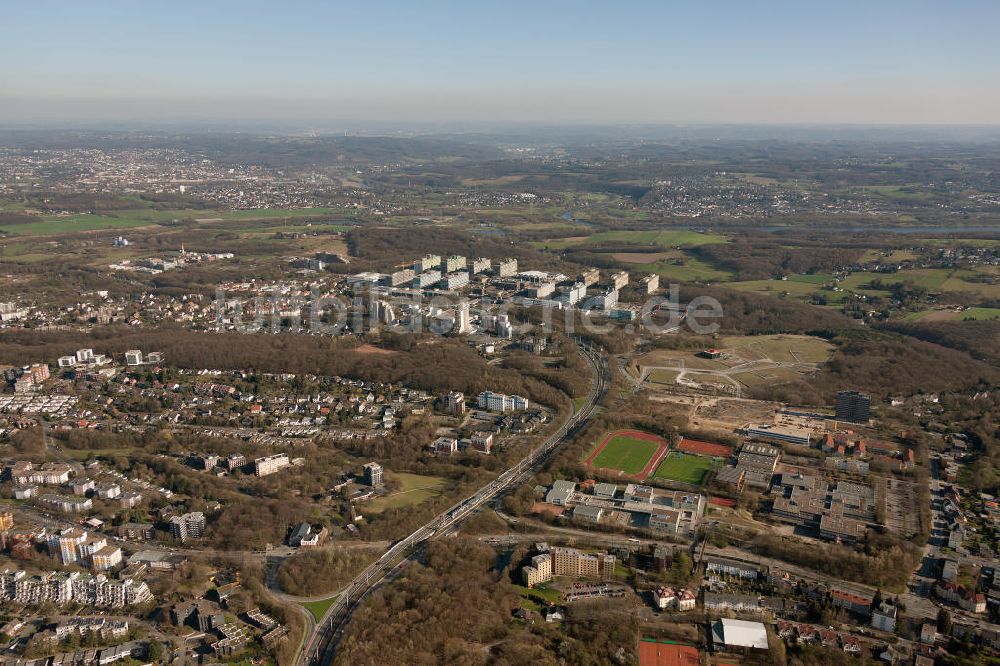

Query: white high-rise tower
left=456, top=301, right=472, bottom=334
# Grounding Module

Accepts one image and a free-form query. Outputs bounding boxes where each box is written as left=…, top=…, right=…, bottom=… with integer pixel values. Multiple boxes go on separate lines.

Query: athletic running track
left=584, top=429, right=671, bottom=479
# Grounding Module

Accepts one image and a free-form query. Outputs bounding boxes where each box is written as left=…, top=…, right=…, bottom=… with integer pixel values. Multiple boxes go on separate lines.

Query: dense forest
left=0, top=326, right=578, bottom=407
left=690, top=240, right=865, bottom=281
left=334, top=538, right=638, bottom=665
left=878, top=319, right=1000, bottom=368
left=277, top=548, right=377, bottom=598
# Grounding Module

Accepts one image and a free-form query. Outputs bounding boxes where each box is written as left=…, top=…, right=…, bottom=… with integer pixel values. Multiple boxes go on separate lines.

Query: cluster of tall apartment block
left=358, top=252, right=658, bottom=319
left=521, top=543, right=616, bottom=588
left=0, top=570, right=152, bottom=607
left=381, top=254, right=515, bottom=291
left=50, top=527, right=122, bottom=570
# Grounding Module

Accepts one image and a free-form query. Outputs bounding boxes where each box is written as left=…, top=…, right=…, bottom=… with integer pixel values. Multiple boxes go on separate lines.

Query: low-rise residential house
left=652, top=586, right=697, bottom=611
left=704, top=555, right=761, bottom=580
left=703, top=592, right=760, bottom=614
left=935, top=581, right=987, bottom=613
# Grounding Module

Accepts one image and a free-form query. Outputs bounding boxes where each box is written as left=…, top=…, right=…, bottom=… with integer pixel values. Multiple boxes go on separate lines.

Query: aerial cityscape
left=2, top=2, right=1000, bottom=666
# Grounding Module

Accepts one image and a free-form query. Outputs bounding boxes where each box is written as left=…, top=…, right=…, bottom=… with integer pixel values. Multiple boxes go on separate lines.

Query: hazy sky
left=3, top=0, right=999, bottom=125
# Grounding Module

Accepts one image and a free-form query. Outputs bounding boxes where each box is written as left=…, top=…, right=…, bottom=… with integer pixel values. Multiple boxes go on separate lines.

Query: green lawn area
left=648, top=369, right=679, bottom=384
left=959, top=307, right=1000, bottom=321
left=301, top=596, right=339, bottom=622
left=786, top=273, right=835, bottom=285
left=651, top=452, right=719, bottom=485
left=534, top=229, right=728, bottom=250
left=5, top=212, right=173, bottom=236
left=916, top=238, right=1000, bottom=248
left=590, top=434, right=659, bottom=474
left=513, top=583, right=561, bottom=611
left=725, top=269, right=995, bottom=305
left=3, top=206, right=351, bottom=237
left=728, top=278, right=820, bottom=299
left=634, top=254, right=733, bottom=282
left=900, top=309, right=943, bottom=321
left=720, top=333, right=834, bottom=364
left=363, top=472, right=446, bottom=514
left=889, top=268, right=955, bottom=291
left=857, top=184, right=933, bottom=200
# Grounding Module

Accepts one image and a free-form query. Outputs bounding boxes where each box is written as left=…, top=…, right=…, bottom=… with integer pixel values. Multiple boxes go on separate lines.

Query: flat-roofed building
left=592, top=288, right=618, bottom=312
left=39, top=494, right=91, bottom=513
left=470, top=257, right=491, bottom=274
left=593, top=482, right=617, bottom=499
left=546, top=480, right=576, bottom=505
left=443, top=391, right=465, bottom=414
left=640, top=273, right=660, bottom=294
left=552, top=547, right=615, bottom=579
left=557, top=281, right=587, bottom=305
left=255, top=453, right=290, bottom=477
left=432, top=437, right=458, bottom=455
left=745, top=424, right=811, bottom=446
left=440, top=271, right=470, bottom=290
left=609, top=271, right=629, bottom=290
left=362, top=462, right=383, bottom=487
left=649, top=510, right=682, bottom=533
left=444, top=255, right=466, bottom=272
left=526, top=281, right=555, bottom=299
left=496, top=258, right=518, bottom=278
left=413, top=254, right=441, bottom=273
left=91, top=545, right=123, bottom=571
left=471, top=432, right=493, bottom=454
left=383, top=268, right=415, bottom=287
left=412, top=270, right=442, bottom=288
left=477, top=390, right=528, bottom=413
left=522, top=553, right=552, bottom=587
left=169, top=512, right=205, bottom=543
left=715, top=466, right=746, bottom=492
left=624, top=484, right=655, bottom=504
left=836, top=390, right=871, bottom=424
left=578, top=268, right=600, bottom=286
left=573, top=505, right=603, bottom=523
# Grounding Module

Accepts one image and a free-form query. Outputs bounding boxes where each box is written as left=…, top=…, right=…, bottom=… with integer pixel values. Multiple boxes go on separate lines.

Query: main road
left=298, top=341, right=610, bottom=666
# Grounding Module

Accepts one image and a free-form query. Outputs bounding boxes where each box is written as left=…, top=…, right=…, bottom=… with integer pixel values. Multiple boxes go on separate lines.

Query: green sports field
left=590, top=435, right=659, bottom=475
left=652, top=452, right=718, bottom=485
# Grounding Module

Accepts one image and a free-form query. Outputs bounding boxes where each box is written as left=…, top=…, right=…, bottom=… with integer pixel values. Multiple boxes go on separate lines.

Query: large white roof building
left=711, top=618, right=769, bottom=650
